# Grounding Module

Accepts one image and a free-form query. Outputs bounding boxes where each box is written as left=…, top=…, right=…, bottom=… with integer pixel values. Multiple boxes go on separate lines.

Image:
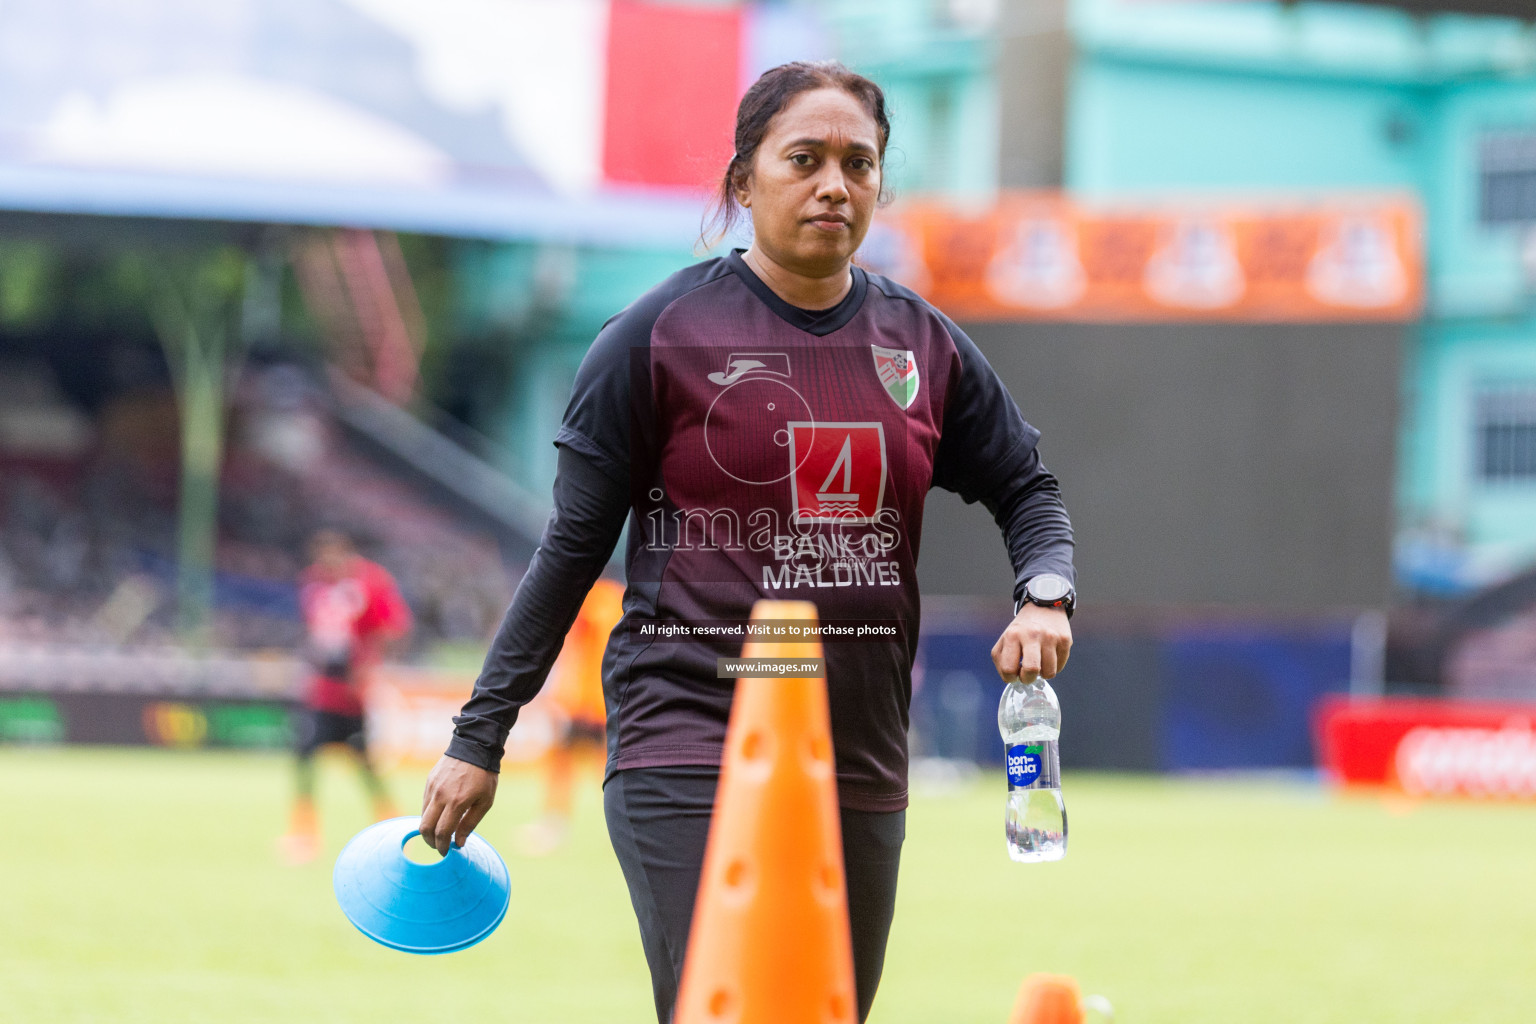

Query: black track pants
left=603, top=766, right=905, bottom=1024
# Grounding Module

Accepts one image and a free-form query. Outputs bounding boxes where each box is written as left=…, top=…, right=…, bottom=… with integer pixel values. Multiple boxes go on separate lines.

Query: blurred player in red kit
left=279, top=528, right=412, bottom=865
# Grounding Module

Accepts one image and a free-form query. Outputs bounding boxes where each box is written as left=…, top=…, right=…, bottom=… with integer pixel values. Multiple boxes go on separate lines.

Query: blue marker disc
left=332, top=816, right=510, bottom=955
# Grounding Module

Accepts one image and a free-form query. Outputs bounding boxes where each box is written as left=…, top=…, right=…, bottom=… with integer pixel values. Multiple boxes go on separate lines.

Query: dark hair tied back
left=697, top=60, right=891, bottom=253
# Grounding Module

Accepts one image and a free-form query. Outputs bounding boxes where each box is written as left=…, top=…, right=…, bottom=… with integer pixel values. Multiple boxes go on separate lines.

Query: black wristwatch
left=1015, top=573, right=1075, bottom=619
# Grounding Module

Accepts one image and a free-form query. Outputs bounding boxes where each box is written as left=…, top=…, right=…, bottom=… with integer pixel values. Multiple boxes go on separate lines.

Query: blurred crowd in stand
left=0, top=358, right=512, bottom=654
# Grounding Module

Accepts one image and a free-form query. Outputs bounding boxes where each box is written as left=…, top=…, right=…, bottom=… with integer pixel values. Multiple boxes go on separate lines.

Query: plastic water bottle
left=998, top=678, right=1067, bottom=862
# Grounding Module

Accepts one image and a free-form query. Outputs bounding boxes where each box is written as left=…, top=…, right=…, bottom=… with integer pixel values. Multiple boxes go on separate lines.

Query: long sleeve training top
left=447, top=251, right=1074, bottom=811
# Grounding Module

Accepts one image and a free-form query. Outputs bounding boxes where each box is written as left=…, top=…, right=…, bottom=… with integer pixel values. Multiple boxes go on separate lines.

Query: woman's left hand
left=991, top=605, right=1072, bottom=684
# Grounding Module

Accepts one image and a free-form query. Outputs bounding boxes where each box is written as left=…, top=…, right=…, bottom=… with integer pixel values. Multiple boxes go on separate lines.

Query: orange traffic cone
left=674, top=599, right=856, bottom=1024
left=1009, top=974, right=1085, bottom=1024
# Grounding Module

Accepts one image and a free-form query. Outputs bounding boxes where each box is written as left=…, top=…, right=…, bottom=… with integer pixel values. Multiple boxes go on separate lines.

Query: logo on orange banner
left=872, top=192, right=1422, bottom=323
left=365, top=665, right=557, bottom=770
left=986, top=208, right=1087, bottom=310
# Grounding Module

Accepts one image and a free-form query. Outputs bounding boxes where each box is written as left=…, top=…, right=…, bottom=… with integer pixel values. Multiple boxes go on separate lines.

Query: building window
left=1476, top=385, right=1536, bottom=483
left=1480, top=133, right=1536, bottom=226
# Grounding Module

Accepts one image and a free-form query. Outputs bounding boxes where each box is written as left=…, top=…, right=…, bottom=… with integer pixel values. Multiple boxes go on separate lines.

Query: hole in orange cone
left=675, top=599, right=850, bottom=1024
left=741, top=731, right=769, bottom=763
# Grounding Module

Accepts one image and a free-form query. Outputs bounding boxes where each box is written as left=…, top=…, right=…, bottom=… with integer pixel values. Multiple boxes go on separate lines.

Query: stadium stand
left=0, top=357, right=527, bottom=654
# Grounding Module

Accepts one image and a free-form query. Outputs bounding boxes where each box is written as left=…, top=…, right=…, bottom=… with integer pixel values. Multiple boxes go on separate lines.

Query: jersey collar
left=726, top=248, right=868, bottom=338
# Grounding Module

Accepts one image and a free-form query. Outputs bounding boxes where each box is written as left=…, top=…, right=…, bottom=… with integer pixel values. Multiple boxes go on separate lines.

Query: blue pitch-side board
left=913, top=617, right=1353, bottom=773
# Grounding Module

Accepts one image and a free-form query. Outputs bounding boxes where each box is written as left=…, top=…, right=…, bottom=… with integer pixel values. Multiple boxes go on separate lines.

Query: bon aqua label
left=1006, top=744, right=1043, bottom=788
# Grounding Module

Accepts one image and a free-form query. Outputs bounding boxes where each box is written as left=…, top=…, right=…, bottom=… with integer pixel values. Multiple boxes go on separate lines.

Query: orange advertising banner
left=861, top=193, right=1423, bottom=322
left=366, top=665, right=560, bottom=771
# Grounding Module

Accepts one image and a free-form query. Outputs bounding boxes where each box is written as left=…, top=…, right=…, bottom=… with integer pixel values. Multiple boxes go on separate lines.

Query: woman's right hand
left=418, top=755, right=499, bottom=856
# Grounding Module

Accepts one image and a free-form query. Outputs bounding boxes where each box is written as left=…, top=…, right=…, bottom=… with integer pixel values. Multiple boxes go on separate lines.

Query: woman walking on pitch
left=420, top=61, right=1075, bottom=1023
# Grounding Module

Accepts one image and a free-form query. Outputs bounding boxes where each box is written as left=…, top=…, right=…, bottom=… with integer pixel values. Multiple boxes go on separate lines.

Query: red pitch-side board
left=1315, top=697, right=1536, bottom=798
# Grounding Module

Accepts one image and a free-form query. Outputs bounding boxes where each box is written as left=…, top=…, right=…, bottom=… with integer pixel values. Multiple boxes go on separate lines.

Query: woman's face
left=738, top=87, right=882, bottom=277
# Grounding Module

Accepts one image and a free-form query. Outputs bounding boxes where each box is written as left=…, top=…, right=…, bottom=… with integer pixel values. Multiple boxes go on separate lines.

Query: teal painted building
left=808, top=0, right=1002, bottom=199
left=448, top=240, right=694, bottom=495
left=454, top=0, right=1536, bottom=597
left=1064, top=0, right=1536, bottom=594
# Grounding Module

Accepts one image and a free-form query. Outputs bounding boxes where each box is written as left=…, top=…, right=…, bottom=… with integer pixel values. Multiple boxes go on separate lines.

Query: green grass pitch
left=1, top=746, right=1533, bottom=1023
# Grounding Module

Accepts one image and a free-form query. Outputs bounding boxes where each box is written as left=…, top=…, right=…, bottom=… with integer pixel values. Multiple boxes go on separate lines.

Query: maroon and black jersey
left=448, top=250, right=1073, bottom=811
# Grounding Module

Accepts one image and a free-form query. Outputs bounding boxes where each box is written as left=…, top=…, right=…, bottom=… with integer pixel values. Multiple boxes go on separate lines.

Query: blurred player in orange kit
left=517, top=577, right=625, bottom=856
left=279, top=528, right=412, bottom=865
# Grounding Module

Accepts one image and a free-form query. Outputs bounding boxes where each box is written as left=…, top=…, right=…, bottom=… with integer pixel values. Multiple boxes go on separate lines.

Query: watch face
left=1028, top=574, right=1071, bottom=602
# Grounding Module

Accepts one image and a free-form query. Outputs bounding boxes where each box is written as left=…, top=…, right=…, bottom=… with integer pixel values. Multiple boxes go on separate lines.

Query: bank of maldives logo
left=872, top=345, right=919, bottom=410
left=787, top=422, right=887, bottom=523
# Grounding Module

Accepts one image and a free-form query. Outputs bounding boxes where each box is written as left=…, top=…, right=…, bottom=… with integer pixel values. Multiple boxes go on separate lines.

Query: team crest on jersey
left=871, top=345, right=919, bottom=410
left=786, top=422, right=887, bottom=523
